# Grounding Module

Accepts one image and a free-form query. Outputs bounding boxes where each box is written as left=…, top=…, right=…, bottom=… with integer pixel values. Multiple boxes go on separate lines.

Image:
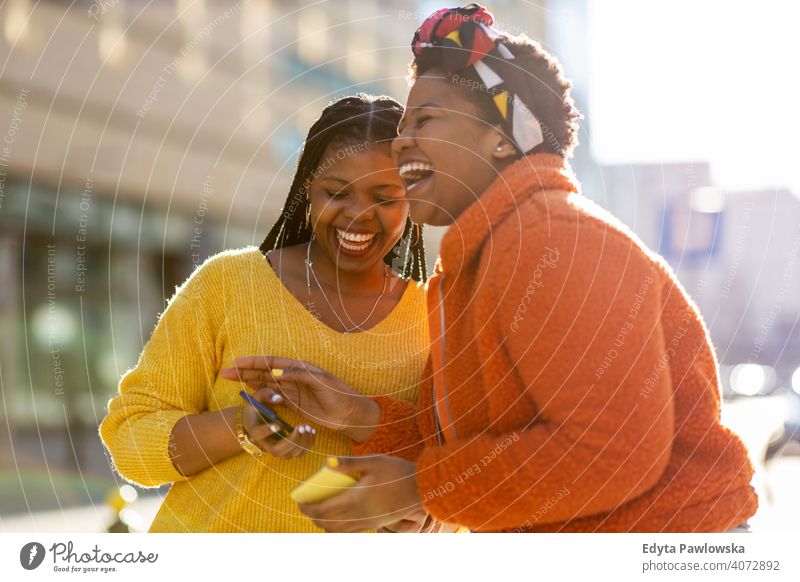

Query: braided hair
left=260, top=93, right=427, bottom=282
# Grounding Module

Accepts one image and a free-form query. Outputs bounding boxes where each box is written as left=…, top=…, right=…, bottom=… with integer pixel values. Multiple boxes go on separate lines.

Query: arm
left=169, top=407, right=240, bottom=476
left=347, top=352, right=439, bottom=459
left=101, top=259, right=317, bottom=485
left=171, top=400, right=317, bottom=476
left=99, top=257, right=224, bottom=487
left=348, top=394, right=426, bottom=461
left=416, top=222, right=675, bottom=531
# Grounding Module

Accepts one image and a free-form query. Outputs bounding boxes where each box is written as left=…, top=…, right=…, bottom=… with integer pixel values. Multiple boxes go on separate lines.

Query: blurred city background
left=0, top=0, right=798, bottom=532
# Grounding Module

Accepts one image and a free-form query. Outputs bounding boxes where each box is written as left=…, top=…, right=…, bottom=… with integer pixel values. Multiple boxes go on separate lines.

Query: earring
left=496, top=145, right=503, bottom=152
left=305, top=203, right=311, bottom=227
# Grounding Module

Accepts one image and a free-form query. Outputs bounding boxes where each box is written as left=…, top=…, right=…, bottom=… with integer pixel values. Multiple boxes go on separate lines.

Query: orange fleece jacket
left=354, top=153, right=757, bottom=532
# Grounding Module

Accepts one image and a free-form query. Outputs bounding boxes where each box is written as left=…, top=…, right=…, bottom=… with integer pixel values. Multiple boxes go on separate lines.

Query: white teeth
left=336, top=229, right=375, bottom=243
left=336, top=229, right=376, bottom=251
left=339, top=239, right=368, bottom=251
left=398, top=162, right=434, bottom=179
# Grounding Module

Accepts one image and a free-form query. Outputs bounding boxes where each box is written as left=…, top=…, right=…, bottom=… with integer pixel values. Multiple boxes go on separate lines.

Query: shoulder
left=492, top=190, right=666, bottom=280
left=484, top=193, right=669, bottom=321
left=174, top=246, right=264, bottom=299
left=197, top=246, right=264, bottom=271
left=195, top=246, right=264, bottom=276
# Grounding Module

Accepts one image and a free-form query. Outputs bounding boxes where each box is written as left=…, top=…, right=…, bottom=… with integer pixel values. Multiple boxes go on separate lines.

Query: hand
left=379, top=514, right=459, bottom=533
left=241, top=392, right=316, bottom=460
left=221, top=356, right=380, bottom=441
left=297, top=455, right=423, bottom=532
left=378, top=510, right=431, bottom=533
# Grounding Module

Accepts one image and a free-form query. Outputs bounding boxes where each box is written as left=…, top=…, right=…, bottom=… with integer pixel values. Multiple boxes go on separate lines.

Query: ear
left=486, top=125, right=517, bottom=164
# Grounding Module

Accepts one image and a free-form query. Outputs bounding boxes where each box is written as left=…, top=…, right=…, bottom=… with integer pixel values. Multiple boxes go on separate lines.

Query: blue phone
left=239, top=390, right=294, bottom=440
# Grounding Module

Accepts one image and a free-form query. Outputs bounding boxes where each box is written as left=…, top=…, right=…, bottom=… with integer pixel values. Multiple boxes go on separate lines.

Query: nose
left=343, top=192, right=376, bottom=222
left=391, top=126, right=414, bottom=160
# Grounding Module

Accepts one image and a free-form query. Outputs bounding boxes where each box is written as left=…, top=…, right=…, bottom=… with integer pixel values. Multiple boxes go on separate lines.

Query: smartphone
left=239, top=390, right=294, bottom=440
left=291, top=466, right=358, bottom=504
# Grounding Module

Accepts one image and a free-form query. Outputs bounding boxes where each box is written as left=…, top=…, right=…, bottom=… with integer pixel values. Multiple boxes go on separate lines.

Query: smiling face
left=307, top=143, right=409, bottom=273
left=392, top=72, right=516, bottom=226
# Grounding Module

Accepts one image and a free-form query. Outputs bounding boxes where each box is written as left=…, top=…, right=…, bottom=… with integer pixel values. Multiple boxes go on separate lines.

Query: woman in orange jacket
left=224, top=4, right=757, bottom=532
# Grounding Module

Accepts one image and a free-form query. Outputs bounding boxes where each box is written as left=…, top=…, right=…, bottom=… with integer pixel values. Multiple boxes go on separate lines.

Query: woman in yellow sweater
left=99, top=94, right=429, bottom=532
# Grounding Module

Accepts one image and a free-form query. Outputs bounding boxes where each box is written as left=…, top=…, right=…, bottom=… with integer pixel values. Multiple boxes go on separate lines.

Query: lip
left=333, top=226, right=377, bottom=235
left=397, top=156, right=432, bottom=167
left=331, top=227, right=380, bottom=258
left=406, top=174, right=432, bottom=197
left=397, top=158, right=434, bottom=192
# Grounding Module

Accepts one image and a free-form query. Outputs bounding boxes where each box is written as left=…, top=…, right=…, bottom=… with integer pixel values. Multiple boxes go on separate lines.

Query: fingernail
left=298, top=426, right=306, bottom=434
left=310, top=428, right=316, bottom=435
left=271, top=369, right=284, bottom=378
left=271, top=393, right=282, bottom=403
left=327, top=457, right=339, bottom=468
left=269, top=424, right=280, bottom=433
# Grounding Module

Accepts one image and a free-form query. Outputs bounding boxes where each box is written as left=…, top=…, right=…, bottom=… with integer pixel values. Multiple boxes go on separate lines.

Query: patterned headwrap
left=412, top=4, right=544, bottom=154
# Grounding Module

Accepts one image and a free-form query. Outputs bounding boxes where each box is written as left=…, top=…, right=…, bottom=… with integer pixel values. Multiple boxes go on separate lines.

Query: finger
left=219, top=366, right=240, bottom=380
left=230, top=355, right=276, bottom=370
left=257, top=382, right=308, bottom=413
left=298, top=502, right=363, bottom=533
left=222, top=368, right=278, bottom=383
left=239, top=369, right=271, bottom=382
left=296, top=480, right=365, bottom=521
left=276, top=424, right=317, bottom=458
left=378, top=519, right=417, bottom=533
left=253, top=387, right=284, bottom=406
left=289, top=424, right=317, bottom=458
left=325, top=455, right=379, bottom=475
left=254, top=367, right=329, bottom=390
left=233, top=370, right=312, bottom=394
left=233, top=356, right=320, bottom=374
left=243, top=405, right=284, bottom=436
left=266, top=424, right=316, bottom=459
left=296, top=499, right=335, bottom=521
left=241, top=392, right=286, bottom=427
left=240, top=379, right=275, bottom=394
left=246, top=421, right=282, bottom=442
left=419, top=515, right=437, bottom=533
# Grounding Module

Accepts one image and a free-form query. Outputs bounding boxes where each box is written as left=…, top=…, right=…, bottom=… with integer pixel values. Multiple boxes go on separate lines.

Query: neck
left=307, top=239, right=387, bottom=293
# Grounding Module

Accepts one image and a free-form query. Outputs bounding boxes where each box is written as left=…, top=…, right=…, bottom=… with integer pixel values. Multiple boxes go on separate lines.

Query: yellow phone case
left=290, top=466, right=358, bottom=503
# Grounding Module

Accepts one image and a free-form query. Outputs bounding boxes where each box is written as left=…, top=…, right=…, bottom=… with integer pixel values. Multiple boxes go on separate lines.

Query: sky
left=587, top=0, right=800, bottom=194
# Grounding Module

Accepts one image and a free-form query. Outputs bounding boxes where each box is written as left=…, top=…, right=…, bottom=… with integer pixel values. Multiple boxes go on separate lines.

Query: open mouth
left=335, top=228, right=377, bottom=253
left=398, top=162, right=434, bottom=191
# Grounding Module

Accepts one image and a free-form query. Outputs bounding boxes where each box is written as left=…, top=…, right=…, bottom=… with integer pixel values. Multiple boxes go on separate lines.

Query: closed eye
left=416, top=115, right=432, bottom=128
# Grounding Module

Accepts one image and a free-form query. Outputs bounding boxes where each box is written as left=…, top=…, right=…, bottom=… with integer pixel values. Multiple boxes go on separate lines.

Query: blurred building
left=600, top=162, right=800, bottom=385
left=544, top=0, right=602, bottom=207
left=689, top=188, right=800, bottom=375
left=0, top=0, right=432, bottom=482
left=599, top=161, right=713, bottom=252
left=0, top=0, right=553, bottom=505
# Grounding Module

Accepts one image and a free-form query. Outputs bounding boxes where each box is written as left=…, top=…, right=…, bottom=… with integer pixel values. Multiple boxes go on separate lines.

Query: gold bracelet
left=235, top=405, right=264, bottom=457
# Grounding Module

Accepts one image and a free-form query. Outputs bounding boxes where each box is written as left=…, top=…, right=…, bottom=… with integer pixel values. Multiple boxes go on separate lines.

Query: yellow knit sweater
left=99, top=247, right=429, bottom=532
